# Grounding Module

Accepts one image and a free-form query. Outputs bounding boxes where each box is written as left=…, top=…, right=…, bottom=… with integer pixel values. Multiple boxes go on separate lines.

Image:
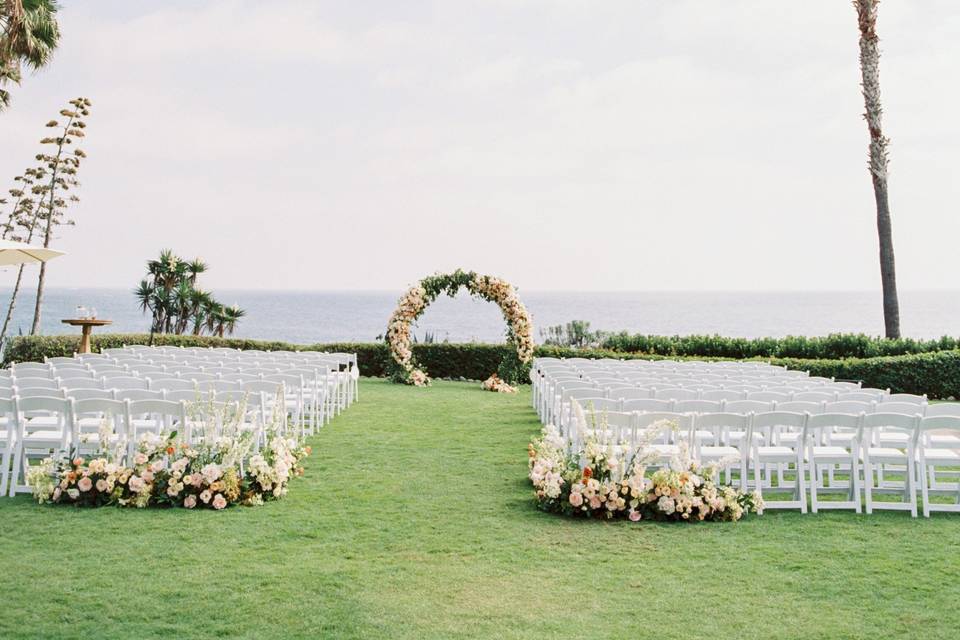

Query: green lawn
left=1, top=379, right=958, bottom=639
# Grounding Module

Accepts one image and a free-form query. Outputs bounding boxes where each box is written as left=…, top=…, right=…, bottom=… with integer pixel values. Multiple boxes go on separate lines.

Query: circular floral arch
left=386, top=270, right=534, bottom=387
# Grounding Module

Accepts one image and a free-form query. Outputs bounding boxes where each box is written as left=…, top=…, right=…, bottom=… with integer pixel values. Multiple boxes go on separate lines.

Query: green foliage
left=600, top=332, right=960, bottom=359
left=0, top=0, right=61, bottom=110
left=135, top=250, right=245, bottom=337
left=539, top=320, right=605, bottom=348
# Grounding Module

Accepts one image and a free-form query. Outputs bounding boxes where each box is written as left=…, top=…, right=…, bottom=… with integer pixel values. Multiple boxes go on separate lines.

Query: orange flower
left=166, top=446, right=175, bottom=455
left=582, top=467, right=593, bottom=480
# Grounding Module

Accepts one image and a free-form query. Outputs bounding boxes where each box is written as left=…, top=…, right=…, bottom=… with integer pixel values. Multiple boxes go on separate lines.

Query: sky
left=0, top=0, right=958, bottom=293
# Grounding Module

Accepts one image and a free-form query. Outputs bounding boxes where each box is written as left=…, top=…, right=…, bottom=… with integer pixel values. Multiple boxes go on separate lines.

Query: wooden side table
left=61, top=318, right=112, bottom=354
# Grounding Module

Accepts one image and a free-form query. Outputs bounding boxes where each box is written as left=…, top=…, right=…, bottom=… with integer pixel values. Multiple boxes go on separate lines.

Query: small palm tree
left=0, top=0, right=61, bottom=110
left=136, top=250, right=244, bottom=338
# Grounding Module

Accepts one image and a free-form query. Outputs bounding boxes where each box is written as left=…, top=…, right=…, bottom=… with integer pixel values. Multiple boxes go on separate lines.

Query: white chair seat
left=22, top=430, right=64, bottom=443
left=811, top=446, right=851, bottom=459
left=755, top=445, right=794, bottom=458
left=930, top=434, right=960, bottom=446
left=865, top=447, right=907, bottom=462
left=700, top=445, right=740, bottom=459
left=923, top=449, right=960, bottom=464
left=778, top=432, right=801, bottom=444
left=649, top=444, right=679, bottom=456
left=826, top=433, right=856, bottom=445
left=878, top=432, right=909, bottom=446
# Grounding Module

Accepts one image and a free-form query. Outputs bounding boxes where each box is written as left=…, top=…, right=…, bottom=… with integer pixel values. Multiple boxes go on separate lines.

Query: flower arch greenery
left=385, top=270, right=535, bottom=386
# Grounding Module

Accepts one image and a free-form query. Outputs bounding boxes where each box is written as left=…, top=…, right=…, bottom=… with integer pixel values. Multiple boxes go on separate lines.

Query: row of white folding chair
left=2, top=389, right=299, bottom=497
left=570, top=408, right=960, bottom=517
left=574, top=385, right=893, bottom=404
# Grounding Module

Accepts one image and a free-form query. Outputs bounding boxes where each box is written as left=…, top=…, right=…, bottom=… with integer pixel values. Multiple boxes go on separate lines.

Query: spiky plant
left=854, top=0, right=900, bottom=338
left=30, top=96, right=90, bottom=334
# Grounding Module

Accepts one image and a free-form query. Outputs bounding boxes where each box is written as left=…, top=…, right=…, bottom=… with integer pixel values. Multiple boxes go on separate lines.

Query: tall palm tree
left=855, top=0, right=900, bottom=338
left=0, top=0, right=61, bottom=110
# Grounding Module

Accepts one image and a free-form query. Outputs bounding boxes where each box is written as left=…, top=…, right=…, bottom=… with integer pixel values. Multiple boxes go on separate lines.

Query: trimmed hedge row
left=599, top=332, right=960, bottom=360
left=5, top=334, right=959, bottom=398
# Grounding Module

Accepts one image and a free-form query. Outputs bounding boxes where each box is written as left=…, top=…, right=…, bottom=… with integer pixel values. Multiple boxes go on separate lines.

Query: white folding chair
left=805, top=412, right=864, bottom=513
left=0, top=398, right=14, bottom=496
left=861, top=412, right=920, bottom=517
left=71, top=398, right=128, bottom=460
left=691, top=412, right=750, bottom=489
left=917, top=415, right=960, bottom=517
left=8, top=396, right=74, bottom=496
left=751, top=412, right=807, bottom=511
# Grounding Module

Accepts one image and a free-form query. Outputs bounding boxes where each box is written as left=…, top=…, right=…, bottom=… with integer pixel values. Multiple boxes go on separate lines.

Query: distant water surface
left=1, top=288, right=958, bottom=344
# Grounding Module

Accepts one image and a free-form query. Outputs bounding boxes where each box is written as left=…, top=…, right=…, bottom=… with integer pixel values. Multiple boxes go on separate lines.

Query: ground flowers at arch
left=528, top=421, right=764, bottom=523
left=386, top=270, right=535, bottom=387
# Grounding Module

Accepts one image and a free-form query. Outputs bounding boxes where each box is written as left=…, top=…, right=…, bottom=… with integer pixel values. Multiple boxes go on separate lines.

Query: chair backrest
left=97, top=369, right=132, bottom=379
left=652, top=387, right=699, bottom=401
left=573, top=397, right=620, bottom=414
left=746, top=391, right=791, bottom=403
left=922, top=403, right=960, bottom=418
left=184, top=373, right=219, bottom=383
left=65, top=388, right=114, bottom=401
left=127, top=398, right=187, bottom=420
left=863, top=412, right=920, bottom=437
left=805, top=412, right=863, bottom=439
left=164, top=389, right=213, bottom=403
left=774, top=400, right=824, bottom=415
left=721, top=384, right=764, bottom=393
left=566, top=388, right=607, bottom=403
left=242, top=380, right=284, bottom=395
left=752, top=410, right=807, bottom=431
left=220, top=372, right=262, bottom=383
left=148, top=378, right=196, bottom=392
left=886, top=393, right=927, bottom=404
left=12, top=363, right=50, bottom=374
left=692, top=411, right=750, bottom=441
left=792, top=391, right=837, bottom=403
left=622, top=398, right=674, bottom=413
left=723, top=400, right=773, bottom=415
left=635, top=412, right=693, bottom=440
left=837, top=391, right=883, bottom=403
left=59, top=377, right=103, bottom=391
left=73, top=397, right=127, bottom=421
left=875, top=401, right=926, bottom=415
left=609, top=387, right=650, bottom=401
left=700, top=389, right=745, bottom=403
left=14, top=386, right=66, bottom=398
left=823, top=400, right=874, bottom=415
left=114, top=389, right=164, bottom=402
left=12, top=376, right=57, bottom=389
left=919, top=415, right=960, bottom=440
left=103, top=376, right=150, bottom=391
left=674, top=400, right=723, bottom=414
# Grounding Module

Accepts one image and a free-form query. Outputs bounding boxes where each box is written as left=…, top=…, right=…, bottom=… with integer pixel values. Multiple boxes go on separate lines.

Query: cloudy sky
left=1, top=0, right=957, bottom=292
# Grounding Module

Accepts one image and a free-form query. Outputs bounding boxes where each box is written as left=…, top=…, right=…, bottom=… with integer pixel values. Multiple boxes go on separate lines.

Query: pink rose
left=588, top=495, right=602, bottom=510
left=142, top=470, right=154, bottom=483
left=569, top=492, right=583, bottom=507
left=77, top=477, right=93, bottom=492
left=629, top=510, right=642, bottom=522
left=200, top=489, right=212, bottom=504
left=183, top=494, right=197, bottom=509
left=211, top=493, right=227, bottom=510
left=95, top=479, right=109, bottom=492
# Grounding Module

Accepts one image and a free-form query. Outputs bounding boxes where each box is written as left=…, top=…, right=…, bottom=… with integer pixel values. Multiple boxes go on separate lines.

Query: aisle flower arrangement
left=528, top=417, right=763, bottom=523
left=26, top=394, right=310, bottom=509
left=385, top=269, right=535, bottom=387
left=482, top=373, right=518, bottom=394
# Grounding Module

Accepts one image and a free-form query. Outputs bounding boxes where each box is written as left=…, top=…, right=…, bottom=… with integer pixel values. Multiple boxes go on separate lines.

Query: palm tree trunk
left=856, top=0, right=900, bottom=338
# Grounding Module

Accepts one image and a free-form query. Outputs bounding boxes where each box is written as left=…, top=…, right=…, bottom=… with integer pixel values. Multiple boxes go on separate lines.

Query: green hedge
left=6, top=334, right=960, bottom=397
left=599, top=332, right=960, bottom=359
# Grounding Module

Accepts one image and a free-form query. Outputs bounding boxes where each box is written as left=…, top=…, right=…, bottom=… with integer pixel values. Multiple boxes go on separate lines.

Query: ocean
left=1, top=288, right=958, bottom=346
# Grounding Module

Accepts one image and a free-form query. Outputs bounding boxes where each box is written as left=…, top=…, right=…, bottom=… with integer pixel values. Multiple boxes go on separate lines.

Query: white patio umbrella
left=0, top=240, right=65, bottom=265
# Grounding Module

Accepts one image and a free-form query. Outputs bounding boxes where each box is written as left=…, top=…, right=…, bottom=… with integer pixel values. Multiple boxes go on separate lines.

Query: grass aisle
left=0, top=379, right=957, bottom=638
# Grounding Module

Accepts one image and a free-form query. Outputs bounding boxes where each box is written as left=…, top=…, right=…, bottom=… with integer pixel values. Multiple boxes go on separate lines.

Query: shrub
left=6, top=334, right=960, bottom=398
left=599, top=332, right=960, bottom=359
